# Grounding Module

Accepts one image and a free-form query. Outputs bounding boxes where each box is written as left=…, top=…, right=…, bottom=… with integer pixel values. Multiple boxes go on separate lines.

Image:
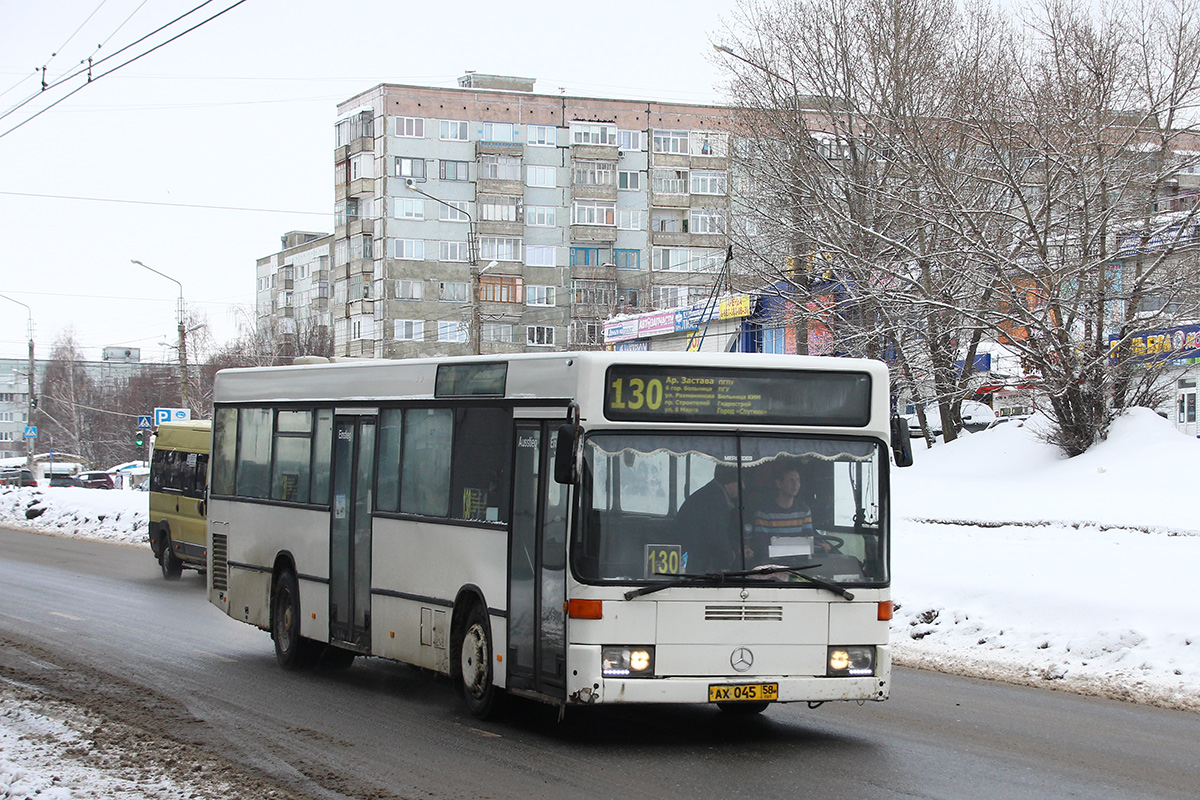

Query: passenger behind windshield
left=674, top=463, right=741, bottom=573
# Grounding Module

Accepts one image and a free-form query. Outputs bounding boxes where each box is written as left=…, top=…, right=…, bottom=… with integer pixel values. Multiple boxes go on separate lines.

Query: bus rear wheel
left=158, top=531, right=183, bottom=580
left=458, top=603, right=500, bottom=719
left=272, top=571, right=320, bottom=670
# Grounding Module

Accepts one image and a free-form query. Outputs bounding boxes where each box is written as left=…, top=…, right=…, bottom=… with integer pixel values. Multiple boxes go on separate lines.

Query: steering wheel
left=815, top=533, right=845, bottom=552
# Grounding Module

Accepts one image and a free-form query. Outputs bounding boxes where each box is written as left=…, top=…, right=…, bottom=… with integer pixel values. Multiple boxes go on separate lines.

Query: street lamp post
left=403, top=180, right=486, bottom=354
left=131, top=259, right=188, bottom=408
left=714, top=43, right=812, bottom=355
left=0, top=294, right=35, bottom=470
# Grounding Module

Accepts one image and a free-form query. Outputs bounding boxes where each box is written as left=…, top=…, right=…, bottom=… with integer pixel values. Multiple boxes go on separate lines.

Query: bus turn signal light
left=878, top=601, right=894, bottom=621
left=568, top=599, right=603, bottom=619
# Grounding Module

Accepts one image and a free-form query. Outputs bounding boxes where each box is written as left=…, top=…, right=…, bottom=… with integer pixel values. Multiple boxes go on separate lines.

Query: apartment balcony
left=477, top=178, right=524, bottom=197
left=649, top=151, right=690, bottom=169
left=571, top=143, right=619, bottom=161
left=347, top=299, right=374, bottom=317
left=280, top=277, right=294, bottom=290
left=478, top=219, right=524, bottom=236
left=334, top=137, right=374, bottom=164
left=476, top=141, right=524, bottom=158
left=335, top=217, right=374, bottom=239
left=571, top=183, right=618, bottom=202
left=570, top=224, right=619, bottom=243
left=570, top=263, right=618, bottom=281
left=334, top=178, right=376, bottom=202
left=651, top=192, right=691, bottom=209
left=651, top=231, right=693, bottom=247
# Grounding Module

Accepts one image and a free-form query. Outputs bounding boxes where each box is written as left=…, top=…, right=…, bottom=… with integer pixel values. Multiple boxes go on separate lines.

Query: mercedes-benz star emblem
left=730, top=647, right=754, bottom=672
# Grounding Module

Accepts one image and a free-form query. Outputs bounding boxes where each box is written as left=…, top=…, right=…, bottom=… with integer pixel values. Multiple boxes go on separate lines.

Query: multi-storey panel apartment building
left=257, top=73, right=735, bottom=359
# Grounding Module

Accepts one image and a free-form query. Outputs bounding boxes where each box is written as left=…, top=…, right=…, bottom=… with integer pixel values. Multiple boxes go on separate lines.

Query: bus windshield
left=575, top=432, right=887, bottom=587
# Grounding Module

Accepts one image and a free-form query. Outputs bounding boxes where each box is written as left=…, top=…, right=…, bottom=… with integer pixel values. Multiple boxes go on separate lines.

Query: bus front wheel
left=458, top=603, right=500, bottom=719
left=158, top=530, right=183, bottom=581
left=272, top=571, right=319, bottom=670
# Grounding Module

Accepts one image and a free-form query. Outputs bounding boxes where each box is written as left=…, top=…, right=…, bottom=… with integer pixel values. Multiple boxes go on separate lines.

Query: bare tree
left=716, top=0, right=1200, bottom=455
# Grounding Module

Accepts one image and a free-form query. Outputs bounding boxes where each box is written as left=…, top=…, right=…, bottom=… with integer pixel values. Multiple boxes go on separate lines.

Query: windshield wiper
left=623, top=564, right=855, bottom=601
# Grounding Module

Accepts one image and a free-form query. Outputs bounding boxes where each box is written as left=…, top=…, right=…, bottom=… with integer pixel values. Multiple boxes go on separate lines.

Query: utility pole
left=131, top=260, right=188, bottom=409
left=0, top=294, right=35, bottom=470
left=403, top=180, right=487, bottom=353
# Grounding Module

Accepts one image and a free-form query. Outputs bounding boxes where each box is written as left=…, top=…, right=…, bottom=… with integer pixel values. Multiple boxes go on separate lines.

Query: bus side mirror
left=554, top=423, right=579, bottom=485
left=890, top=416, right=914, bottom=468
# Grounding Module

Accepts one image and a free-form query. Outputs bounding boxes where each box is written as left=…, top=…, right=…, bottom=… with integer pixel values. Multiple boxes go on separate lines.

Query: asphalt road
left=1, top=524, right=1197, bottom=800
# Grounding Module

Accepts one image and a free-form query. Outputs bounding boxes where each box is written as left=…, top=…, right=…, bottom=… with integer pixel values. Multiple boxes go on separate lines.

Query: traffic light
left=134, top=430, right=145, bottom=447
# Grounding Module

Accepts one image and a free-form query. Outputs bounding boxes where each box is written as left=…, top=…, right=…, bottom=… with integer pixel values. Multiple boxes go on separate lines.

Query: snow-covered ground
left=1, top=408, right=1197, bottom=796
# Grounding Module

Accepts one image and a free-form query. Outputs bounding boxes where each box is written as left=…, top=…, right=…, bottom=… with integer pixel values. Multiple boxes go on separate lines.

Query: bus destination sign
left=603, top=365, right=872, bottom=426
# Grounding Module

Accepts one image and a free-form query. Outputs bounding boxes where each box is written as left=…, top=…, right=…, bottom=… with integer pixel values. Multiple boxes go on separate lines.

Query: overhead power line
left=0, top=0, right=250, bottom=140
left=0, top=190, right=327, bottom=216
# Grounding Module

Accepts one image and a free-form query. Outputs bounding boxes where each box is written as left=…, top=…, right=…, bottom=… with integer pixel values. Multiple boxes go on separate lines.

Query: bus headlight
left=602, top=646, right=655, bottom=678
left=827, top=646, right=875, bottom=677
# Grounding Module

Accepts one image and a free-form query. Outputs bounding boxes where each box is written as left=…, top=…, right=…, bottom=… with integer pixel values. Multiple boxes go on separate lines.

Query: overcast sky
left=0, top=0, right=738, bottom=361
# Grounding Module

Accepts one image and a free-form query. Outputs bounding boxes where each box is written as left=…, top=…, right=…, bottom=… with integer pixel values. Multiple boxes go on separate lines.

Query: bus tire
left=458, top=603, right=500, bottom=719
left=159, top=531, right=183, bottom=581
left=272, top=570, right=319, bottom=670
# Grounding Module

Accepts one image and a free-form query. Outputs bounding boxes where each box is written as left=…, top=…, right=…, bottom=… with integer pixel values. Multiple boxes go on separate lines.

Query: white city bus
left=207, top=352, right=913, bottom=718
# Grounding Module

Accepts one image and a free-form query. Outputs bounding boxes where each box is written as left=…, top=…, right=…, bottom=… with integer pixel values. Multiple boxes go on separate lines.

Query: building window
left=570, top=246, right=606, bottom=266
left=527, top=125, right=557, bottom=147
left=395, top=117, right=425, bottom=138
left=569, top=320, right=603, bottom=346
left=396, top=157, right=426, bottom=179
left=614, top=248, right=641, bottom=269
left=440, top=120, right=468, bottom=141
left=762, top=327, right=785, bottom=354
left=617, top=209, right=646, bottom=230
left=651, top=285, right=704, bottom=308
left=618, top=288, right=639, bottom=308
left=394, top=239, right=425, bottom=260
left=618, top=129, right=644, bottom=151
left=652, top=211, right=686, bottom=233
left=527, top=165, right=557, bottom=187
left=526, top=325, right=556, bottom=346
left=690, top=209, right=725, bottom=234
left=653, top=169, right=688, bottom=194
left=395, top=320, right=425, bottom=341
left=572, top=279, right=615, bottom=306
left=335, top=110, right=373, bottom=146
left=439, top=281, right=469, bottom=302
left=396, top=198, right=424, bottom=219
left=526, top=205, right=557, bottom=227
left=526, top=285, right=556, bottom=306
left=440, top=241, right=470, bottom=262
left=440, top=160, right=469, bottom=181
left=574, top=160, right=616, bottom=186
left=525, top=245, right=557, bottom=266
left=482, top=322, right=515, bottom=342
left=479, top=274, right=523, bottom=303
left=571, top=122, right=617, bottom=145
left=439, top=200, right=470, bottom=222
left=572, top=200, right=616, bottom=226
left=691, top=170, right=728, bottom=195
left=618, top=171, right=641, bottom=190
left=653, top=247, right=691, bottom=271
left=359, top=235, right=374, bottom=259
left=438, top=321, right=468, bottom=342
left=479, top=236, right=522, bottom=261
left=479, top=194, right=522, bottom=222
left=396, top=279, right=424, bottom=300
left=482, top=122, right=515, bottom=142
left=652, top=129, right=689, bottom=154
left=690, top=131, right=728, bottom=157
left=480, top=154, right=522, bottom=181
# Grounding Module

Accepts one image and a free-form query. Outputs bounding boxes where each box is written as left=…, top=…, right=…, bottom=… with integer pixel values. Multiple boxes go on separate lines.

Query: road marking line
left=194, top=649, right=238, bottom=663
left=48, top=611, right=83, bottom=621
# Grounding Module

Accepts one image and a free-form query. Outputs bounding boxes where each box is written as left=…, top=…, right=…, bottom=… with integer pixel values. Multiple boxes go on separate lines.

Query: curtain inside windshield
left=574, top=433, right=886, bottom=586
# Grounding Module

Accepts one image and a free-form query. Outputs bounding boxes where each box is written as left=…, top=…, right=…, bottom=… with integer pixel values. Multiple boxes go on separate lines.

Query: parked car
left=77, top=470, right=115, bottom=489
left=48, top=474, right=82, bottom=488
left=0, top=468, right=37, bottom=487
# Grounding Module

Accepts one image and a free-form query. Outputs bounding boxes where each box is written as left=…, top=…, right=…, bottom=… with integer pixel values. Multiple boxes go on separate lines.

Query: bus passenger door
left=508, top=422, right=568, bottom=698
left=330, top=414, right=376, bottom=651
